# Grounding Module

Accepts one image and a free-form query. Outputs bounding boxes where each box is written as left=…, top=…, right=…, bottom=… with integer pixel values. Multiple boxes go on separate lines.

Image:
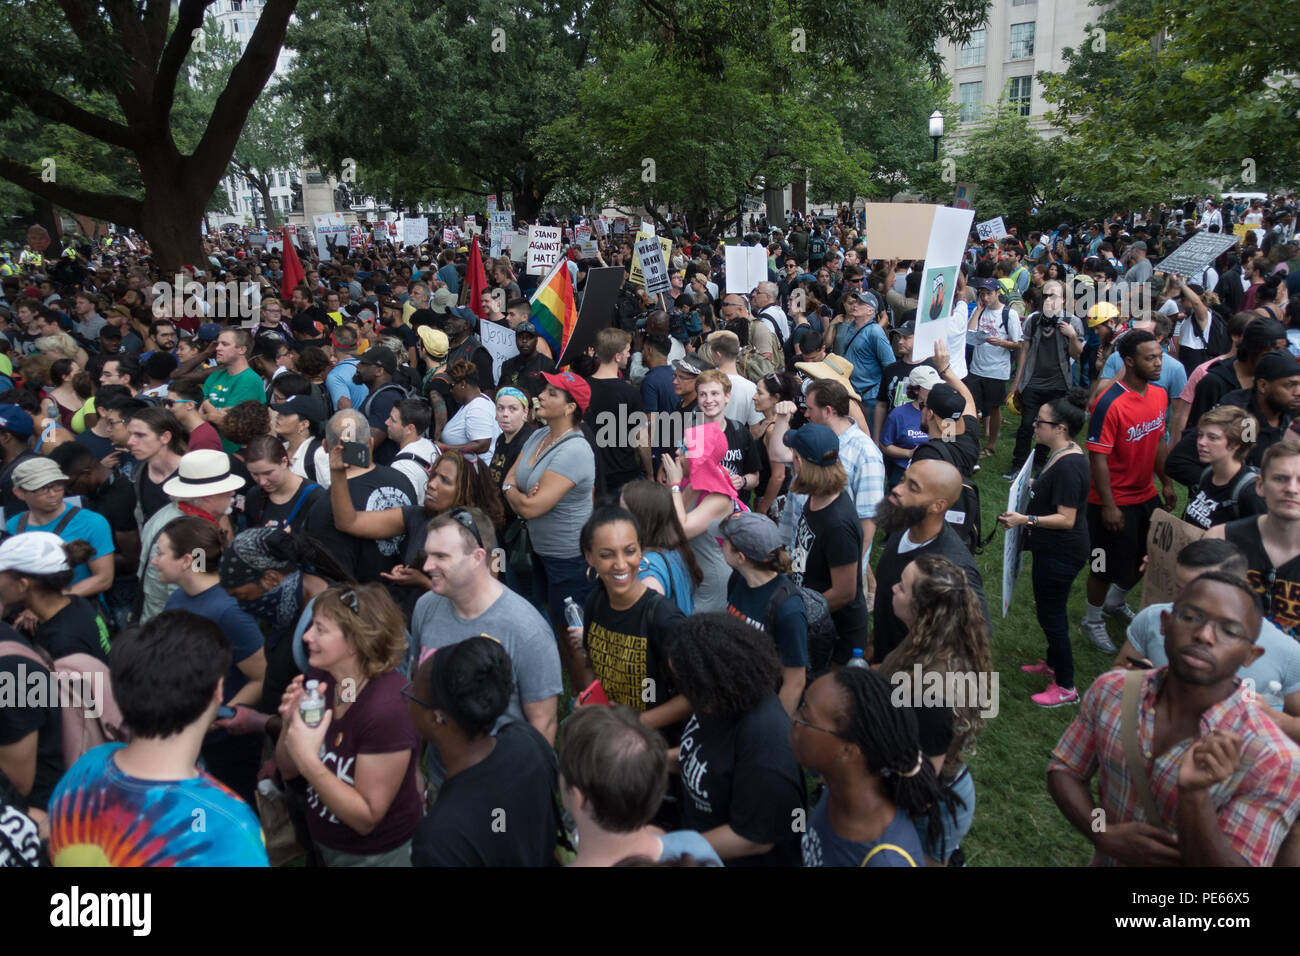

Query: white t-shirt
left=725, top=374, right=763, bottom=426
left=390, top=437, right=439, bottom=502
left=289, top=438, right=332, bottom=490
left=441, top=393, right=500, bottom=464
left=967, top=304, right=1022, bottom=380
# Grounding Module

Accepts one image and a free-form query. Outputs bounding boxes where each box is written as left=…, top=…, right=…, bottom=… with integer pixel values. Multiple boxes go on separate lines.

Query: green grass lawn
left=947, top=409, right=1182, bottom=866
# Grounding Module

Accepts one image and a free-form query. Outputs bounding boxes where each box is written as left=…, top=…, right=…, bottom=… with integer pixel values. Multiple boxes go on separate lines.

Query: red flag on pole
left=465, top=235, right=488, bottom=319
left=280, top=228, right=306, bottom=302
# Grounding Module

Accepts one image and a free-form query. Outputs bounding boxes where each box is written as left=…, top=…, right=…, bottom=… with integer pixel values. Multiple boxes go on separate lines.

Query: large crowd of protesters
left=1, top=190, right=1300, bottom=868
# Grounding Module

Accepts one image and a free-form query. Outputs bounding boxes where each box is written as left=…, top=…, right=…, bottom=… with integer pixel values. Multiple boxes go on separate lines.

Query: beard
left=875, top=496, right=930, bottom=538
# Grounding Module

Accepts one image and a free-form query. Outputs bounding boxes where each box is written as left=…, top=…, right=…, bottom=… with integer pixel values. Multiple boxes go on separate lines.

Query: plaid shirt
left=780, top=423, right=885, bottom=563
left=1050, top=668, right=1300, bottom=866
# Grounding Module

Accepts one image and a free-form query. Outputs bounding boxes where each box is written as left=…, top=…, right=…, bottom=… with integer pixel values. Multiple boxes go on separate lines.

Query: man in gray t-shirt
left=412, top=513, right=563, bottom=744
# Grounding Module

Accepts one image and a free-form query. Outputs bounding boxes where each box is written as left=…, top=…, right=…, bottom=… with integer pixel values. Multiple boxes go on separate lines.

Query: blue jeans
left=1031, top=550, right=1085, bottom=690
left=915, top=765, right=976, bottom=863
left=530, top=551, right=595, bottom=635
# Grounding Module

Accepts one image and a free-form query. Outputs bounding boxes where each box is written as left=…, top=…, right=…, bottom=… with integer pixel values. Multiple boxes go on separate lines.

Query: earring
left=585, top=565, right=597, bottom=583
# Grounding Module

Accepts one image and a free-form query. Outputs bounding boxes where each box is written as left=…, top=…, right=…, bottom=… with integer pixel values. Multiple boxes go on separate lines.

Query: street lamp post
left=929, top=110, right=945, bottom=163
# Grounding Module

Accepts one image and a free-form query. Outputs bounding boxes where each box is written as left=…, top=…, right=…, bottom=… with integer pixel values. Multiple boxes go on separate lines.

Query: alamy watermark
left=0, top=663, right=102, bottom=718
left=890, top=664, right=1000, bottom=719
left=150, top=273, right=261, bottom=321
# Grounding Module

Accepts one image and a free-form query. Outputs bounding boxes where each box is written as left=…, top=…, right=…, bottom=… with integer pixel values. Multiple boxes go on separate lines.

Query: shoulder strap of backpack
left=53, top=506, right=81, bottom=537
left=304, top=437, right=323, bottom=483
left=1000, top=304, right=1011, bottom=336
left=1121, top=668, right=1165, bottom=828
left=763, top=574, right=802, bottom=636
left=1227, top=466, right=1259, bottom=516
left=282, top=483, right=321, bottom=530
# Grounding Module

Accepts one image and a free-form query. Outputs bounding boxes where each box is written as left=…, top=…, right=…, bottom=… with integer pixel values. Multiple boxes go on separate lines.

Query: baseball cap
left=540, top=371, right=592, bottom=413
left=708, top=512, right=786, bottom=562
left=849, top=290, right=882, bottom=311
left=891, top=320, right=917, bottom=338
left=446, top=305, right=477, bottom=324
left=1254, top=350, right=1300, bottom=382
left=12, top=458, right=69, bottom=491
left=357, top=347, right=398, bottom=374
left=0, top=404, right=34, bottom=438
left=926, top=383, right=964, bottom=421
left=1130, top=240, right=1147, bottom=252
left=908, top=366, right=942, bottom=390
left=974, top=277, right=999, bottom=293
left=672, top=354, right=714, bottom=377
left=783, top=423, right=840, bottom=466
left=0, top=532, right=70, bottom=576
left=269, top=393, right=328, bottom=425
left=197, top=322, right=222, bottom=342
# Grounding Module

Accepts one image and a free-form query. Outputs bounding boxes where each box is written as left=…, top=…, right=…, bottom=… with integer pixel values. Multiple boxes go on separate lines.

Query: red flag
left=465, top=235, right=488, bottom=319
left=279, top=228, right=306, bottom=302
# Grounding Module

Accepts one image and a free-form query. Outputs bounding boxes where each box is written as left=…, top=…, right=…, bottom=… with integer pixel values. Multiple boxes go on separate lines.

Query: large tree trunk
left=257, top=178, right=279, bottom=228
left=138, top=161, right=207, bottom=276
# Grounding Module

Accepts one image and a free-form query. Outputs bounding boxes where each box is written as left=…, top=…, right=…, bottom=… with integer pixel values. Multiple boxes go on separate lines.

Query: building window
left=231, top=0, right=243, bottom=10
left=278, top=171, right=286, bottom=187
left=960, top=28, right=985, bottom=66
left=231, top=19, right=240, bottom=33
left=1012, top=0, right=1036, bottom=5
left=1010, top=22, right=1035, bottom=59
left=959, top=82, right=983, bottom=123
left=1009, top=76, right=1032, bottom=115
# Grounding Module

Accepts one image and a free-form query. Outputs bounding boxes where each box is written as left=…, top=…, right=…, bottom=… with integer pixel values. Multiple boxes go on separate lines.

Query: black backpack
left=1197, top=464, right=1258, bottom=523
left=760, top=573, right=837, bottom=679
left=947, top=479, right=985, bottom=555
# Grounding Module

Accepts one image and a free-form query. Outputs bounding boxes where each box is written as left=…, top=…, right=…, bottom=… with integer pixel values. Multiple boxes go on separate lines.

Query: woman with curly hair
left=881, top=553, right=993, bottom=866
left=217, top=399, right=272, bottom=463
left=669, top=613, right=804, bottom=866
left=275, top=583, right=422, bottom=867
left=792, top=667, right=950, bottom=867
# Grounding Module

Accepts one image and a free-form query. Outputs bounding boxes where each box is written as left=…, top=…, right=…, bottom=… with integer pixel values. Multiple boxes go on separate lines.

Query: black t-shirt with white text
left=1183, top=468, right=1265, bottom=530
left=584, top=377, right=647, bottom=489
left=790, top=491, right=867, bottom=647
left=303, top=466, right=414, bottom=582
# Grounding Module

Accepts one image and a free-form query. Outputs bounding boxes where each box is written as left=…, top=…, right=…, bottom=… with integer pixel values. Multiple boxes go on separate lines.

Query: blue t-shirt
left=834, top=321, right=895, bottom=403
left=640, top=548, right=694, bottom=615
left=49, top=743, right=268, bottom=866
left=5, top=504, right=114, bottom=585
left=165, top=584, right=264, bottom=701
left=437, top=264, right=460, bottom=294
left=641, top=365, right=677, bottom=416
left=657, top=829, right=723, bottom=865
left=880, top=404, right=929, bottom=462
left=725, top=572, right=808, bottom=668
left=325, top=357, right=368, bottom=409
left=801, top=791, right=924, bottom=867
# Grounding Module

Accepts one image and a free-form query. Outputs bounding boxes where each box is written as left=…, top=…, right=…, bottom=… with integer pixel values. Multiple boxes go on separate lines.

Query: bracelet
left=940, top=364, right=951, bottom=375
left=670, top=484, right=681, bottom=494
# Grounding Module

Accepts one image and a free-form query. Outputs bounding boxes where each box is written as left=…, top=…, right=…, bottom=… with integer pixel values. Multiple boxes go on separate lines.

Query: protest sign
left=576, top=224, right=592, bottom=243
left=629, top=230, right=672, bottom=289
left=486, top=195, right=497, bottom=213
left=593, top=217, right=608, bottom=237
left=612, top=219, right=627, bottom=236
left=954, top=183, right=976, bottom=210
left=313, top=213, right=348, bottom=259
left=479, top=318, right=520, bottom=383
left=1141, top=510, right=1206, bottom=608
left=976, top=216, right=1009, bottom=242
left=1154, top=232, right=1239, bottom=278
left=372, top=226, right=387, bottom=244
left=442, top=227, right=456, bottom=245
left=862, top=203, right=939, bottom=259
left=526, top=225, right=563, bottom=275
left=578, top=239, right=600, bottom=258
left=1002, top=455, right=1034, bottom=617
left=402, top=217, right=428, bottom=247
left=913, top=206, right=976, bottom=360
left=636, top=236, right=670, bottom=294
left=724, top=245, right=768, bottom=294
left=557, top=267, right=624, bottom=369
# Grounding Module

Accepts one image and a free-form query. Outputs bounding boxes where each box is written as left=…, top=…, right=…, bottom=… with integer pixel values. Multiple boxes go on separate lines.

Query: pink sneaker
left=1021, top=659, right=1055, bottom=677
left=1032, top=683, right=1079, bottom=708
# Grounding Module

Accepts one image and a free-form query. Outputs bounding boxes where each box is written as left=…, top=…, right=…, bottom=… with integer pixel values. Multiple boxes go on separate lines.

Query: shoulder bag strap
left=1121, top=668, right=1165, bottom=827
left=861, top=842, right=917, bottom=867
left=53, top=506, right=81, bottom=536
left=282, top=484, right=321, bottom=530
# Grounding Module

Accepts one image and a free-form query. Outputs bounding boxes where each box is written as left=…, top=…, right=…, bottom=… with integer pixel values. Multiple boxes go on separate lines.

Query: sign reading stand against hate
left=526, top=225, right=563, bottom=275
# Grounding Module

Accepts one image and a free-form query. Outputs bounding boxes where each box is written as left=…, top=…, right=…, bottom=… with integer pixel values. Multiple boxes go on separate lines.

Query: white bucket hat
left=163, top=450, right=246, bottom=498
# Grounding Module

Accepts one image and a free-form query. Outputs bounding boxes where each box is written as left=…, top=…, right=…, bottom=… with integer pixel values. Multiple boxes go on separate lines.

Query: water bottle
left=564, top=596, right=583, bottom=630
left=846, top=648, right=870, bottom=669
left=299, top=679, right=325, bottom=728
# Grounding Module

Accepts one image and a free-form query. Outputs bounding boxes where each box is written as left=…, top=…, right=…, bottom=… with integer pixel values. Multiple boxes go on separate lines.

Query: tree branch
left=0, top=156, right=143, bottom=226
left=154, top=0, right=214, bottom=131
left=0, top=89, right=134, bottom=150
left=188, top=0, right=298, bottom=193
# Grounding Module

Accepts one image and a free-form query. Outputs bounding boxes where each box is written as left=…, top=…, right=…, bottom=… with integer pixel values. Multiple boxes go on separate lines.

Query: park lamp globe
left=929, top=110, right=945, bottom=161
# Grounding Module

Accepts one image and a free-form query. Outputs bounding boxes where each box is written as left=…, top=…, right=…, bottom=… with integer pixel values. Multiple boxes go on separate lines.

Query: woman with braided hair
left=881, top=553, right=993, bottom=866
left=791, top=667, right=948, bottom=867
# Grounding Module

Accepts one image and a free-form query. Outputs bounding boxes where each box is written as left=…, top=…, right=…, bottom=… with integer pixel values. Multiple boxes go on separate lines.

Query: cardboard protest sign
left=479, top=318, right=520, bottom=383
left=724, top=245, right=768, bottom=294
left=976, top=216, right=1008, bottom=242
left=556, top=267, right=624, bottom=369
left=526, top=225, right=564, bottom=275
left=1141, top=510, right=1206, bottom=608
left=913, top=206, right=975, bottom=360
left=402, top=217, right=428, bottom=247
left=862, top=203, right=940, bottom=259
left=636, top=236, right=670, bottom=294
left=1155, top=232, right=1239, bottom=278
left=1001, top=455, right=1034, bottom=617
left=629, top=230, right=672, bottom=289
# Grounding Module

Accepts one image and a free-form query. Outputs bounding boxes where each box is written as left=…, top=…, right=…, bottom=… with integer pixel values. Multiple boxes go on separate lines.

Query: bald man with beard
left=869, top=458, right=991, bottom=663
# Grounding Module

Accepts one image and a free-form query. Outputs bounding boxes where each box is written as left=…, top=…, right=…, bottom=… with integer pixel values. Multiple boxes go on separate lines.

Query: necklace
left=1042, top=442, right=1079, bottom=472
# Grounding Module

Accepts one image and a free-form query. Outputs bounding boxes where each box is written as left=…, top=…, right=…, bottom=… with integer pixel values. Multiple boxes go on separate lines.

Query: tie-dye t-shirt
left=48, top=744, right=268, bottom=867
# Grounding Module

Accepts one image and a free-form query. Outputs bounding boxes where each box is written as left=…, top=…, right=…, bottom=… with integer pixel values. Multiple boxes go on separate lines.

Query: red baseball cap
left=541, top=371, right=591, bottom=413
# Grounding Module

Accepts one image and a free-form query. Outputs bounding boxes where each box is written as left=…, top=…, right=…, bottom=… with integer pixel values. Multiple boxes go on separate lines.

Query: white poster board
left=313, top=212, right=348, bottom=259
left=526, top=225, right=563, bottom=275
left=976, top=216, right=1008, bottom=242
left=1002, top=454, right=1034, bottom=617
left=725, top=245, right=767, bottom=294
left=912, top=206, right=976, bottom=361
left=402, top=217, right=428, bottom=247
left=636, top=236, right=670, bottom=294
left=479, top=319, right=521, bottom=383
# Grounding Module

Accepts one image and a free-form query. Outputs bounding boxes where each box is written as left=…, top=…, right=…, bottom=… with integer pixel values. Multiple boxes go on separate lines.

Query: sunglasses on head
left=447, top=506, right=484, bottom=549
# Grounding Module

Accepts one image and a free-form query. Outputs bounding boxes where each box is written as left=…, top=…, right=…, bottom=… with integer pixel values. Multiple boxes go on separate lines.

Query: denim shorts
left=915, top=765, right=976, bottom=863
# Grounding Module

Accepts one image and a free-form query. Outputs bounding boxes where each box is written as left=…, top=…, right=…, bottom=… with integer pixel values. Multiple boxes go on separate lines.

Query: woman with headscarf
left=488, top=386, right=537, bottom=598
left=659, top=422, right=742, bottom=613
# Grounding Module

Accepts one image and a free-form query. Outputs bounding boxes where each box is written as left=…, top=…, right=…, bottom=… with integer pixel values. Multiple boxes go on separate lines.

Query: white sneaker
left=1103, top=602, right=1135, bottom=625
left=1079, top=619, right=1117, bottom=654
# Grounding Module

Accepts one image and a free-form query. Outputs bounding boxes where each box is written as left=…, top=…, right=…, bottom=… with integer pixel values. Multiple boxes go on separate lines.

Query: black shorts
left=965, top=374, right=1008, bottom=417
left=1086, top=495, right=1160, bottom=587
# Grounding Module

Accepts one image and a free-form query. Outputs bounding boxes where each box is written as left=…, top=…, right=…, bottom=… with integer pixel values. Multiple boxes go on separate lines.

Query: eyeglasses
left=447, top=506, right=484, bottom=549
left=400, top=679, right=435, bottom=709
left=101, top=417, right=125, bottom=427
left=1033, top=418, right=1063, bottom=427
left=163, top=399, right=195, bottom=408
left=792, top=700, right=850, bottom=739
left=1170, top=604, right=1251, bottom=643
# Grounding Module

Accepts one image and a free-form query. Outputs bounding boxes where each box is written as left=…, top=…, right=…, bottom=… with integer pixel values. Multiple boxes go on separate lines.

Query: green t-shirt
left=203, top=366, right=265, bottom=453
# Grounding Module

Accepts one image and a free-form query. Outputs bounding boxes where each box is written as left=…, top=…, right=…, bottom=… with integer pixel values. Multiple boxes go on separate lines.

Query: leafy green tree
left=951, top=103, right=1064, bottom=228
left=0, top=0, right=297, bottom=272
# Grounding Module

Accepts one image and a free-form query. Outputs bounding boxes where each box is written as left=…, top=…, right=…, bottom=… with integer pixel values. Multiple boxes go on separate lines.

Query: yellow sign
left=630, top=229, right=674, bottom=290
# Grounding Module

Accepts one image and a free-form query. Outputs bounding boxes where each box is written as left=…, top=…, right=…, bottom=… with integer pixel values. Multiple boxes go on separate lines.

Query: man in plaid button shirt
left=1048, top=571, right=1300, bottom=866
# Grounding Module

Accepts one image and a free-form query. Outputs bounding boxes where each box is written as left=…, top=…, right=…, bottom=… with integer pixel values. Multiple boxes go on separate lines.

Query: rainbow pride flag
left=528, top=260, right=577, bottom=356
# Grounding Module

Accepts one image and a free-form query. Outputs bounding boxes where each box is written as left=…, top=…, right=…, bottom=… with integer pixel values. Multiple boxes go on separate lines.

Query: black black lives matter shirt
left=677, top=693, right=804, bottom=867
left=720, top=419, right=760, bottom=483
left=582, top=586, right=685, bottom=726
left=1183, top=468, right=1264, bottom=531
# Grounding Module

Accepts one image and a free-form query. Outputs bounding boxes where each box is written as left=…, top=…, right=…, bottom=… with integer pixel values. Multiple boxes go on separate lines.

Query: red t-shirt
left=186, top=421, right=223, bottom=452
left=1086, top=380, right=1167, bottom=506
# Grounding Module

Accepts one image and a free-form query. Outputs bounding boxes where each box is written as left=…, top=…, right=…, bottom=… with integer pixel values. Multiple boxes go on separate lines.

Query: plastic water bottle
left=846, top=648, right=870, bottom=669
left=564, top=596, right=583, bottom=630
left=299, top=679, right=325, bottom=728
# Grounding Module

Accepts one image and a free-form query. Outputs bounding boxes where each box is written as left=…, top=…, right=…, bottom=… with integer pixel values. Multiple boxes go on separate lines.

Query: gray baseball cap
left=708, top=512, right=786, bottom=562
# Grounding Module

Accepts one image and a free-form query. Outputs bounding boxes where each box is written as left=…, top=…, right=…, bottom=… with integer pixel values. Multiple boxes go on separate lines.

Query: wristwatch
left=502, top=483, right=514, bottom=494
left=1028, top=515, right=1039, bottom=527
